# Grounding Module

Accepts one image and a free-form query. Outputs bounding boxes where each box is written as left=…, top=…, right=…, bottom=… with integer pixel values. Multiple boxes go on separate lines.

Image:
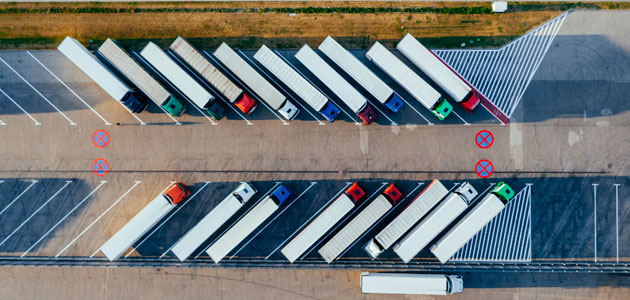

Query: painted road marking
left=55, top=181, right=141, bottom=257
left=204, top=51, right=288, bottom=125
left=166, top=51, right=253, bottom=125
left=451, top=109, right=469, bottom=125
left=27, top=51, right=112, bottom=126
left=125, top=181, right=211, bottom=258
left=0, top=87, right=41, bottom=125
left=476, top=130, right=494, bottom=148
left=92, top=159, right=109, bottom=176
left=0, top=56, right=76, bottom=125
left=366, top=98, right=397, bottom=126
left=265, top=182, right=353, bottom=260
left=0, top=118, right=5, bottom=126
left=238, top=51, right=326, bottom=125
left=397, top=95, right=433, bottom=125
left=593, top=183, right=597, bottom=263
left=476, top=160, right=494, bottom=178
left=615, top=184, right=620, bottom=263
left=21, top=181, right=106, bottom=257
left=273, top=49, right=361, bottom=125
left=92, top=130, right=109, bottom=148
left=193, top=182, right=282, bottom=259
left=300, top=182, right=389, bottom=262
left=0, top=180, right=72, bottom=248
left=229, top=182, right=317, bottom=259
left=0, top=180, right=38, bottom=217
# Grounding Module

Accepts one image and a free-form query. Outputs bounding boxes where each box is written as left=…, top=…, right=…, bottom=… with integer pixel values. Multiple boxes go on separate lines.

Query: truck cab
left=235, top=93, right=258, bottom=115
left=346, top=182, right=366, bottom=203
left=447, top=275, right=464, bottom=294
left=455, top=182, right=478, bottom=203
left=383, top=183, right=402, bottom=204
left=432, top=99, right=453, bottom=120
left=384, top=93, right=404, bottom=113
left=279, top=100, right=300, bottom=120
left=492, top=182, right=515, bottom=203
left=206, top=100, right=228, bottom=120
left=161, top=95, right=187, bottom=116
left=122, top=91, right=149, bottom=113
left=162, top=182, right=191, bottom=205
left=320, top=102, right=341, bottom=122
left=233, top=182, right=257, bottom=203
left=271, top=185, right=291, bottom=206
left=358, top=104, right=378, bottom=125
left=461, top=91, right=481, bottom=112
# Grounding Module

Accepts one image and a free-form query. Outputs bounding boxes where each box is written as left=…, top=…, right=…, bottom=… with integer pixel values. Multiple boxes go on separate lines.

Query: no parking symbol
left=476, top=160, right=493, bottom=178
left=92, top=159, right=109, bottom=176
left=93, top=130, right=110, bottom=148
left=476, top=130, right=493, bottom=149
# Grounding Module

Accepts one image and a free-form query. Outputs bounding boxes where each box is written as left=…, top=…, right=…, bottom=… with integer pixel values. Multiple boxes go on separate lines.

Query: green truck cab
left=432, top=99, right=453, bottom=120
left=492, top=182, right=515, bottom=204
left=161, top=95, right=187, bottom=116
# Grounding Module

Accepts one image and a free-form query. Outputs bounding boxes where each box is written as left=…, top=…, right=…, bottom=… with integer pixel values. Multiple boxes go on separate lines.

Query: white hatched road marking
left=0, top=180, right=38, bottom=217
left=55, top=181, right=141, bottom=257
left=21, top=181, right=107, bottom=256
left=27, top=51, right=112, bottom=125
left=0, top=56, right=76, bottom=125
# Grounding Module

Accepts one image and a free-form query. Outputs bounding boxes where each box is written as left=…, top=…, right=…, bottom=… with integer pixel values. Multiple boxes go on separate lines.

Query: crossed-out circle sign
left=92, top=159, right=109, bottom=176
left=93, top=130, right=110, bottom=148
left=476, top=159, right=494, bottom=178
left=476, top=130, right=494, bottom=149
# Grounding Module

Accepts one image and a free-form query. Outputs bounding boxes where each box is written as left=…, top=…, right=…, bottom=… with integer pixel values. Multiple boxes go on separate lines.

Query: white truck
left=365, top=42, right=452, bottom=120
left=169, top=37, right=258, bottom=116
left=281, top=182, right=365, bottom=263
left=363, top=179, right=448, bottom=259
left=397, top=33, right=480, bottom=112
left=295, top=44, right=377, bottom=125
left=318, top=184, right=402, bottom=263
left=57, top=36, right=148, bottom=113
left=170, top=182, right=257, bottom=262
left=98, top=38, right=186, bottom=117
left=100, top=183, right=190, bottom=261
left=318, top=36, right=404, bottom=114
left=139, top=42, right=227, bottom=120
left=431, top=182, right=515, bottom=264
left=361, top=272, right=463, bottom=295
left=213, top=43, right=299, bottom=120
left=207, top=185, right=291, bottom=263
left=394, top=183, right=478, bottom=263
left=253, top=45, right=340, bottom=122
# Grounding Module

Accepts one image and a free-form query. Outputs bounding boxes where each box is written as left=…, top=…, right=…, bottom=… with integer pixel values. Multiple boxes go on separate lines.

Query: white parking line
left=0, top=57, right=76, bottom=125
left=21, top=181, right=106, bottom=257
left=131, top=51, right=213, bottom=126
left=0, top=118, right=5, bottom=126
left=193, top=182, right=282, bottom=259
left=0, top=180, right=37, bottom=217
left=615, top=183, right=620, bottom=263
left=398, top=96, right=433, bottom=125
left=166, top=51, right=253, bottom=125
left=592, top=183, right=597, bottom=263
left=0, top=180, right=72, bottom=248
left=124, top=181, right=211, bottom=258
left=272, top=49, right=361, bottom=125
left=229, top=181, right=317, bottom=259
left=238, top=50, right=325, bottom=125
left=300, top=182, right=388, bottom=261
left=55, top=181, right=141, bottom=257
left=265, top=182, right=353, bottom=260
left=27, top=51, right=112, bottom=126
left=451, top=110, right=469, bottom=125
left=204, top=51, right=288, bottom=125
left=365, top=99, right=396, bottom=126
left=0, top=87, right=41, bottom=125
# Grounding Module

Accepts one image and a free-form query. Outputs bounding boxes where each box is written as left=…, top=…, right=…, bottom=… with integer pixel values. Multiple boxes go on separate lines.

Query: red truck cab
left=461, top=91, right=481, bottom=112
left=383, top=183, right=403, bottom=204
left=235, top=93, right=258, bottom=115
left=163, top=182, right=191, bottom=205
left=345, top=182, right=366, bottom=203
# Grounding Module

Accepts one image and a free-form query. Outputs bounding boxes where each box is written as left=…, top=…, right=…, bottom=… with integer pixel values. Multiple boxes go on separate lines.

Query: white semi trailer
left=365, top=42, right=452, bottom=120
left=57, top=36, right=148, bottom=113
left=170, top=182, right=257, bottom=262
left=363, top=179, right=449, bottom=259
left=295, top=44, right=377, bottom=125
left=253, top=45, right=340, bottom=122
left=393, top=183, right=478, bottom=263
left=98, top=38, right=186, bottom=116
left=318, top=184, right=402, bottom=263
left=397, top=33, right=480, bottom=112
left=213, top=43, right=299, bottom=120
left=318, top=36, right=404, bottom=113
left=361, top=272, right=463, bottom=295
left=430, top=182, right=515, bottom=264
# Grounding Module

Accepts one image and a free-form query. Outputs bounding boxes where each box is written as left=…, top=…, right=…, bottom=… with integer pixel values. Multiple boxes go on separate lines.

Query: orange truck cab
left=163, top=182, right=191, bottom=205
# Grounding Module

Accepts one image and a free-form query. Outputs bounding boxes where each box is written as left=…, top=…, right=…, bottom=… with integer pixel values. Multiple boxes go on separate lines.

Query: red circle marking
left=92, top=130, right=110, bottom=148
left=475, top=159, right=494, bottom=178
left=92, top=158, right=109, bottom=176
left=475, top=130, right=494, bottom=149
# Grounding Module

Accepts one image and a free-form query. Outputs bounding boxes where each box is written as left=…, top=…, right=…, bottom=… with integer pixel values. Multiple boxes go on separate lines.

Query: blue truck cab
left=320, top=101, right=341, bottom=122
left=384, top=93, right=404, bottom=113
left=270, top=185, right=291, bottom=206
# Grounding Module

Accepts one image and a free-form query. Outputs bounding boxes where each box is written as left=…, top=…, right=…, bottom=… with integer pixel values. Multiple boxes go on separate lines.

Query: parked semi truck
left=100, top=182, right=190, bottom=261
left=430, top=182, right=515, bottom=264
left=281, top=182, right=365, bottom=263
left=397, top=33, right=480, bottom=112
left=318, top=184, right=402, bottom=263
left=365, top=42, right=452, bottom=120
left=318, top=36, right=404, bottom=114
left=254, top=45, right=340, bottom=122
left=57, top=36, right=148, bottom=113
left=140, top=42, right=227, bottom=120
left=361, top=272, right=463, bottom=295
left=207, top=185, right=291, bottom=263
left=170, top=182, right=257, bottom=262
left=98, top=39, right=186, bottom=116
left=394, top=183, right=477, bottom=263
left=169, top=37, right=258, bottom=115
left=213, top=43, right=299, bottom=120
left=363, top=179, right=448, bottom=259
left=295, top=45, right=377, bottom=125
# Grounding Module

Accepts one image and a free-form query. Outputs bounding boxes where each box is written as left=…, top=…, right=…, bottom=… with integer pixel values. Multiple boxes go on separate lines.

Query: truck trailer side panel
left=281, top=194, right=355, bottom=263
left=361, top=272, right=462, bottom=295
left=100, top=196, right=174, bottom=261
